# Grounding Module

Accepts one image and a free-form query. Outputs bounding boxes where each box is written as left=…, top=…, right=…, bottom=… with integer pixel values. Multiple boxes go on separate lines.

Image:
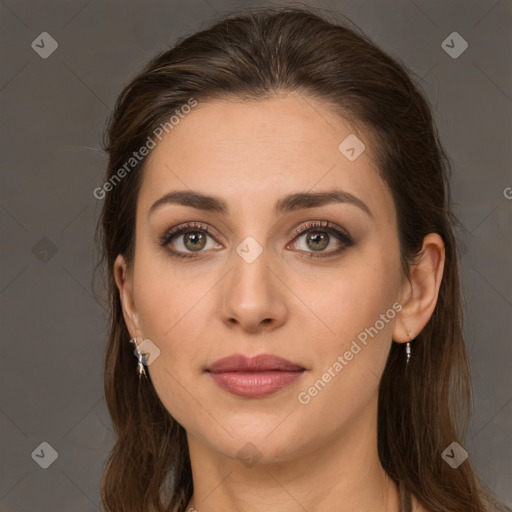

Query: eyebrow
left=147, top=188, right=373, bottom=219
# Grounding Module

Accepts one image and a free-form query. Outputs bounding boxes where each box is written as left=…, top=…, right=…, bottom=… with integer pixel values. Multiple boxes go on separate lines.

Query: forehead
left=138, top=93, right=394, bottom=224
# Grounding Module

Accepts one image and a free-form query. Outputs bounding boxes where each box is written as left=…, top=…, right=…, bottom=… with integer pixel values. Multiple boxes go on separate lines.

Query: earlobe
left=113, top=254, right=140, bottom=339
left=393, top=233, right=445, bottom=344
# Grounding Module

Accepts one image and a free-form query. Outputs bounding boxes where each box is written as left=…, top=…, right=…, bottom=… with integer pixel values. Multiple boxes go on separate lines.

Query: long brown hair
left=94, top=5, right=504, bottom=511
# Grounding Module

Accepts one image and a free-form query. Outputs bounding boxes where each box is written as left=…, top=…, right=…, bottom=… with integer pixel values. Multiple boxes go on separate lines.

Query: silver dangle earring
left=129, top=337, right=148, bottom=380
left=405, top=340, right=412, bottom=365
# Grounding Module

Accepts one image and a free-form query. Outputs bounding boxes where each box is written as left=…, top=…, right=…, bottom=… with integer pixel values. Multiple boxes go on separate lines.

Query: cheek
left=302, top=250, right=400, bottom=396
left=132, top=260, right=210, bottom=429
left=133, top=247, right=209, bottom=341
left=297, top=299, right=396, bottom=431
left=312, top=249, right=399, bottom=341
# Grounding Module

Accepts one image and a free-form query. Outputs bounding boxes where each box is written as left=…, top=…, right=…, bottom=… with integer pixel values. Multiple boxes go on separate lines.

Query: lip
left=208, top=353, right=305, bottom=373
left=206, top=354, right=305, bottom=398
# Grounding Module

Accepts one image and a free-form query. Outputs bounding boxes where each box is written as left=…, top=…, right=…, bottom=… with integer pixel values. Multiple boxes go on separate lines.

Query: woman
left=95, top=5, right=505, bottom=512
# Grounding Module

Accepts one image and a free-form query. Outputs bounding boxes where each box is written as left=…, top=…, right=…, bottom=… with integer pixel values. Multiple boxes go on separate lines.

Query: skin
left=114, top=92, right=444, bottom=512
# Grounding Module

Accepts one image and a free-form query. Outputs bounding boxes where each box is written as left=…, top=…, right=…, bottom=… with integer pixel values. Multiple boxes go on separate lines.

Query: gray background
left=1, top=0, right=511, bottom=510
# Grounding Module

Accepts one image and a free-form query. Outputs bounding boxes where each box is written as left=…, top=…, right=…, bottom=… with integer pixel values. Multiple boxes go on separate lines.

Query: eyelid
left=289, top=220, right=351, bottom=240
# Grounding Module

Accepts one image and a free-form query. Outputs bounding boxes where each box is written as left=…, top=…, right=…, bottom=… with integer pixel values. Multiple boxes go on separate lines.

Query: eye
left=158, top=220, right=354, bottom=260
left=287, top=220, right=354, bottom=258
left=158, top=222, right=222, bottom=259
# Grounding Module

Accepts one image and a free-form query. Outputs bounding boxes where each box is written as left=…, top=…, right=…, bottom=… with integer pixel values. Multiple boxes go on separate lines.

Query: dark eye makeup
left=157, top=220, right=354, bottom=260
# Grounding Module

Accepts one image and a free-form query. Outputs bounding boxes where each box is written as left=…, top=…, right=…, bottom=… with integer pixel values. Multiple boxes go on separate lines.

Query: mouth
left=206, top=353, right=306, bottom=398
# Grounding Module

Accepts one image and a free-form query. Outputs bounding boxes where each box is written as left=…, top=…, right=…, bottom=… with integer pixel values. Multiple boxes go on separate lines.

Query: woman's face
left=117, top=93, right=408, bottom=463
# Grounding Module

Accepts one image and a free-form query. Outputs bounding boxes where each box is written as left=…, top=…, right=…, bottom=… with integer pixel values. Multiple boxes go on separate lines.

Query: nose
left=219, top=245, right=288, bottom=334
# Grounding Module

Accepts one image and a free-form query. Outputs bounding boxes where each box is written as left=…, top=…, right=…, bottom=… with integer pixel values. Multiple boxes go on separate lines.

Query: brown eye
left=304, top=231, right=329, bottom=251
left=288, top=221, right=354, bottom=259
left=182, top=232, right=207, bottom=252
left=158, top=222, right=222, bottom=259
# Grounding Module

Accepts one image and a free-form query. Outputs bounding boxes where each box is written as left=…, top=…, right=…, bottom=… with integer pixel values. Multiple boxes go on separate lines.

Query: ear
left=393, top=233, right=445, bottom=343
left=114, top=254, right=142, bottom=341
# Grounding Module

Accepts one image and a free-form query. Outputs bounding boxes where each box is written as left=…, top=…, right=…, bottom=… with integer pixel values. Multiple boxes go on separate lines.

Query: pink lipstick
left=206, top=353, right=305, bottom=398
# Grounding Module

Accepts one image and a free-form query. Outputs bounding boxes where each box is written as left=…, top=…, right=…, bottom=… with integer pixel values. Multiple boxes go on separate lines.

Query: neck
left=184, top=395, right=400, bottom=512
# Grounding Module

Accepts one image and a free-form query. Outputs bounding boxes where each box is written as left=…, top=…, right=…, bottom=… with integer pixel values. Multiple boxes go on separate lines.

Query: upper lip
left=207, top=354, right=305, bottom=373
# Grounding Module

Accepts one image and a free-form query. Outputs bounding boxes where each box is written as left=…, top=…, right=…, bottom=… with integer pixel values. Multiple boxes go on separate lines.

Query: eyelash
left=157, top=220, right=354, bottom=260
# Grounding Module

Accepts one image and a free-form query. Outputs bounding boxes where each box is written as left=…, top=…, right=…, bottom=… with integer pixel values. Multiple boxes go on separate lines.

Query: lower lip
left=208, top=370, right=304, bottom=398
